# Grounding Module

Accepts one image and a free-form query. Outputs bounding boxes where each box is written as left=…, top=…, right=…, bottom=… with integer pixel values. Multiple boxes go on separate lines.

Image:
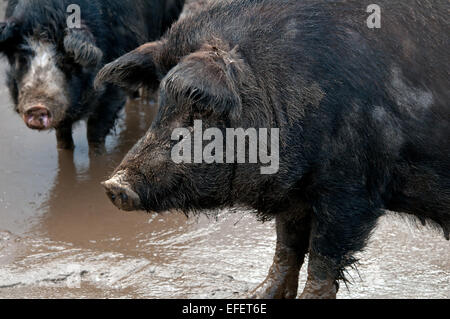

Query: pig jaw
left=102, top=171, right=143, bottom=212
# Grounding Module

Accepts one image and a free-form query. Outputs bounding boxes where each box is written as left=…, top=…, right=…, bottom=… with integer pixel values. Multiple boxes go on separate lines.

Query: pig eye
left=192, top=107, right=214, bottom=119
left=15, top=55, right=29, bottom=67
left=15, top=47, right=33, bottom=66
left=58, top=57, right=76, bottom=73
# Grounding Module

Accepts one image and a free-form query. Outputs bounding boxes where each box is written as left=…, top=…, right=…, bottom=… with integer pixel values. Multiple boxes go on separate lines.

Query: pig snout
left=102, top=174, right=142, bottom=211
left=23, top=106, right=52, bottom=130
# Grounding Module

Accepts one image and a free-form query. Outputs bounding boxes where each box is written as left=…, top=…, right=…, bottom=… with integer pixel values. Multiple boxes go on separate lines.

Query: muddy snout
left=23, top=106, right=52, bottom=130
left=102, top=174, right=142, bottom=211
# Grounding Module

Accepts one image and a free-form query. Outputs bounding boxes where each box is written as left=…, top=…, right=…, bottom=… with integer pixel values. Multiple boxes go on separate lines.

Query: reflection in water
left=40, top=98, right=167, bottom=254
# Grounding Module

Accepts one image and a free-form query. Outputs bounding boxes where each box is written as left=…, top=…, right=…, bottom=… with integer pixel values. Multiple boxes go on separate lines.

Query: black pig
left=96, top=0, right=450, bottom=298
left=0, top=0, right=184, bottom=151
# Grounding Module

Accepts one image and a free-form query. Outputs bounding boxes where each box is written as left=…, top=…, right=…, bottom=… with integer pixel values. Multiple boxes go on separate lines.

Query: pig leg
left=250, top=214, right=311, bottom=299
left=56, top=123, right=74, bottom=150
left=299, top=190, right=381, bottom=299
left=299, top=252, right=340, bottom=299
left=87, top=87, right=126, bottom=153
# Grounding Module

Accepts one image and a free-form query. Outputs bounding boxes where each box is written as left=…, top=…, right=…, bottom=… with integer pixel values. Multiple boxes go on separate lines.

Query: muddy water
left=0, top=10, right=448, bottom=301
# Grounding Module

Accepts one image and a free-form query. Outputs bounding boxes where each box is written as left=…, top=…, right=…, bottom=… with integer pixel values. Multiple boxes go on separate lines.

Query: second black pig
left=0, top=0, right=184, bottom=150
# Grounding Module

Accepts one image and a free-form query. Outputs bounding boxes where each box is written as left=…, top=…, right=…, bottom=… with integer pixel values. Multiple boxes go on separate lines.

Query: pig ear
left=163, top=46, right=243, bottom=120
left=64, top=28, right=103, bottom=68
left=0, top=21, right=20, bottom=54
left=94, top=43, right=160, bottom=91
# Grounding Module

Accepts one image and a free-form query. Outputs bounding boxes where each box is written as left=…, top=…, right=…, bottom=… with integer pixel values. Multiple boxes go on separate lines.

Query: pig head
left=96, top=41, right=260, bottom=213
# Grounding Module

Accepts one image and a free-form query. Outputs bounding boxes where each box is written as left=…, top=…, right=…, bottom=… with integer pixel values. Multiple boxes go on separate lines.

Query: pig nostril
left=119, top=192, right=128, bottom=202
left=102, top=177, right=142, bottom=211
left=23, top=106, right=52, bottom=129
left=25, top=106, right=51, bottom=117
left=107, top=192, right=116, bottom=201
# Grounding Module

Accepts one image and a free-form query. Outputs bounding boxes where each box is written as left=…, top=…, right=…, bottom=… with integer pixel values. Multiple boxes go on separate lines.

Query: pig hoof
left=299, top=290, right=337, bottom=299
left=102, top=177, right=142, bottom=211
left=248, top=280, right=297, bottom=299
left=299, top=280, right=338, bottom=299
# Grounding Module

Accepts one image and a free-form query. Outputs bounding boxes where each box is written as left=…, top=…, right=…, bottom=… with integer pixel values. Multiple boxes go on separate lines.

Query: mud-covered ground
left=0, top=4, right=448, bottom=300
